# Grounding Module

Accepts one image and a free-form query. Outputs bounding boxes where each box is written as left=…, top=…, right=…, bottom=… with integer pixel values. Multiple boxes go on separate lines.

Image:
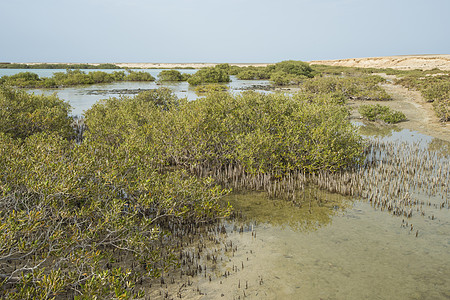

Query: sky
left=0, top=0, right=449, bottom=63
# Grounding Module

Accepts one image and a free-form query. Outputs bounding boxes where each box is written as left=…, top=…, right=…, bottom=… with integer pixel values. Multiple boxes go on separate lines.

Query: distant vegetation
left=311, top=64, right=449, bottom=122
left=0, top=63, right=122, bottom=69
left=157, top=70, right=191, bottom=81
left=394, top=75, right=449, bottom=122
left=187, top=64, right=231, bottom=85
left=194, top=83, right=229, bottom=94
left=301, top=75, right=391, bottom=101
left=0, top=69, right=155, bottom=88
left=358, top=104, right=406, bottom=124
left=234, top=60, right=315, bottom=85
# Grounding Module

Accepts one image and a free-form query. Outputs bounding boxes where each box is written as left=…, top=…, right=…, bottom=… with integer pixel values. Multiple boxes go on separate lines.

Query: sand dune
left=309, top=54, right=450, bottom=71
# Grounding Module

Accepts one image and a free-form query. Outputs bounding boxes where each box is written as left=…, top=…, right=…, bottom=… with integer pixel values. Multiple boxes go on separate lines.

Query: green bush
left=0, top=63, right=123, bottom=69
left=134, top=87, right=180, bottom=111
left=124, top=70, right=155, bottom=81
left=421, top=81, right=450, bottom=103
left=302, top=75, right=391, bottom=101
left=0, top=131, right=230, bottom=299
left=433, top=98, right=449, bottom=122
left=236, top=61, right=314, bottom=85
left=236, top=67, right=271, bottom=80
left=158, top=69, right=184, bottom=81
left=273, top=60, right=315, bottom=78
left=0, top=85, right=366, bottom=297
left=395, top=74, right=449, bottom=121
left=0, top=87, right=230, bottom=299
left=269, top=71, right=309, bottom=86
left=1, top=69, right=156, bottom=88
left=187, top=66, right=230, bottom=86
left=358, top=104, right=406, bottom=124
left=86, top=89, right=364, bottom=174
left=0, top=85, right=73, bottom=139
left=194, top=83, right=229, bottom=94
left=89, top=70, right=115, bottom=83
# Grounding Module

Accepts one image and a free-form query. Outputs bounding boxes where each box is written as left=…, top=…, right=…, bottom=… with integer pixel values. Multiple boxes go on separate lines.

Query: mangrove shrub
left=187, top=65, right=230, bottom=86
left=1, top=70, right=155, bottom=88
left=0, top=85, right=73, bottom=139
left=358, top=104, right=406, bottom=124
left=85, top=89, right=364, bottom=174
left=0, top=87, right=230, bottom=299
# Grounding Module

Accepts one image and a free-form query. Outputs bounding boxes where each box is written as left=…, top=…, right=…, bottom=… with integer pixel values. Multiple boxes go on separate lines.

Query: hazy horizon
left=1, top=0, right=449, bottom=63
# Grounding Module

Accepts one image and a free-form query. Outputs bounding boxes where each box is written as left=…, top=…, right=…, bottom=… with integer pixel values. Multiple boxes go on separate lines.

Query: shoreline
left=10, top=54, right=450, bottom=70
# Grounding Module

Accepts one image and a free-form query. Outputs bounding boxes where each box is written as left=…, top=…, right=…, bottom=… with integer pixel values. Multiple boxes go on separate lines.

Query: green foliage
left=273, top=60, right=315, bottom=78
left=187, top=65, right=231, bottom=86
left=0, top=63, right=122, bottom=69
left=0, top=83, right=366, bottom=297
left=358, top=104, right=406, bottom=124
left=270, top=71, right=308, bottom=86
left=309, top=64, right=449, bottom=122
left=235, top=61, right=314, bottom=85
left=134, top=87, right=180, bottom=110
left=194, top=84, right=229, bottom=94
left=124, top=70, right=155, bottom=81
left=312, top=64, right=450, bottom=77
left=157, top=69, right=190, bottom=81
left=301, top=75, right=391, bottom=101
left=0, top=85, right=73, bottom=139
left=1, top=69, right=155, bottom=88
left=395, top=74, right=449, bottom=121
left=0, top=87, right=231, bottom=298
left=0, top=132, right=229, bottom=299
left=235, top=67, right=271, bottom=80
left=432, top=97, right=449, bottom=122
left=228, top=65, right=242, bottom=75
left=86, top=89, right=364, bottom=174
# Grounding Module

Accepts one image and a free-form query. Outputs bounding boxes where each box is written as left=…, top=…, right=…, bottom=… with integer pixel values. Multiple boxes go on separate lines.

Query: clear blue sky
left=1, top=0, right=448, bottom=63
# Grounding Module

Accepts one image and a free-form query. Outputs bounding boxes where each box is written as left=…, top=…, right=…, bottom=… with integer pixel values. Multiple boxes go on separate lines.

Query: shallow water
left=151, top=127, right=449, bottom=299
left=208, top=193, right=449, bottom=299
left=1, top=69, right=271, bottom=116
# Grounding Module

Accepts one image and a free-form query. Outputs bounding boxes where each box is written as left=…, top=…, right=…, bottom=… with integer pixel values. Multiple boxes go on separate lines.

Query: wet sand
left=349, top=79, right=450, bottom=142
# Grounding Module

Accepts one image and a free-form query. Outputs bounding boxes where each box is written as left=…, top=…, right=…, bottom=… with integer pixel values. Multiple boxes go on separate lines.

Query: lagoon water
left=0, top=69, right=271, bottom=116
left=2, top=69, right=449, bottom=299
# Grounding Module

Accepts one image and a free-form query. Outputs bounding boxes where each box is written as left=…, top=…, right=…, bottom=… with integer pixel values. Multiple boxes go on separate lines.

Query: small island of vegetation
left=0, top=69, right=155, bottom=88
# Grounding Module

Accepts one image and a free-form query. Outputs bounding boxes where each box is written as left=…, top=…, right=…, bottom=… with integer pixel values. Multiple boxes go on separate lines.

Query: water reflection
left=225, top=188, right=352, bottom=232
left=428, top=138, right=450, bottom=156
left=356, top=121, right=402, bottom=137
